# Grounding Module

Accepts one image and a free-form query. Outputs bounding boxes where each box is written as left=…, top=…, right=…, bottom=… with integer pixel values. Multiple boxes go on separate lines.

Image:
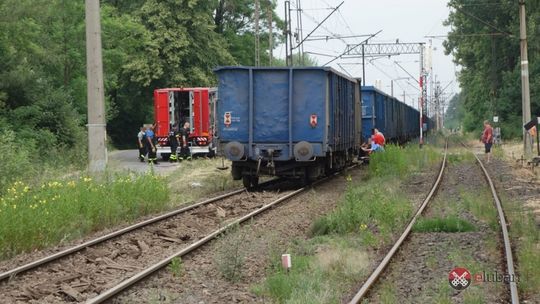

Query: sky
left=275, top=0, right=459, bottom=109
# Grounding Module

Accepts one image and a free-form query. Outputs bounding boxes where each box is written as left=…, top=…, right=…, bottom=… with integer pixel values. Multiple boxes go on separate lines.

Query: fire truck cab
left=153, top=88, right=217, bottom=160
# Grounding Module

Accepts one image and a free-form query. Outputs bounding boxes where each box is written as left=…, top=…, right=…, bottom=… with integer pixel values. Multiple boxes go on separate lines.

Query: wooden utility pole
left=519, top=0, right=533, bottom=156
left=85, top=0, right=107, bottom=172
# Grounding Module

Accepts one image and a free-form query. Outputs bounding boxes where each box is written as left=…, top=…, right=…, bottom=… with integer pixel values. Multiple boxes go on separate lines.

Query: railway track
left=348, top=140, right=519, bottom=304
left=0, top=179, right=284, bottom=301
left=0, top=168, right=354, bottom=303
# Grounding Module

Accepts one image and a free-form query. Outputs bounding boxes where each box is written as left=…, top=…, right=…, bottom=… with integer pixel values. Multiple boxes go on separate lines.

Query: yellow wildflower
left=12, top=205, right=16, bottom=209
left=23, top=186, right=30, bottom=193
left=360, top=224, right=367, bottom=231
left=346, top=175, right=352, bottom=182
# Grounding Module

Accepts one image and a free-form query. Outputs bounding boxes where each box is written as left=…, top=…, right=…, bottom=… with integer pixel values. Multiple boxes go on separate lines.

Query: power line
left=293, top=1, right=344, bottom=50
left=322, top=30, right=382, bottom=66
left=425, top=33, right=508, bottom=38
left=306, top=34, right=373, bottom=42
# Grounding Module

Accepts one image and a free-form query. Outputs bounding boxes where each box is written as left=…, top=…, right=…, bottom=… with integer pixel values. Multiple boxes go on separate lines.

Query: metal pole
left=284, top=1, right=290, bottom=66
left=268, top=4, right=273, bottom=65
left=85, top=0, right=107, bottom=172
left=519, top=0, right=533, bottom=156
left=362, top=45, right=366, bottom=86
left=296, top=0, right=304, bottom=65
left=419, top=45, right=424, bottom=147
left=286, top=1, right=294, bottom=66
left=254, top=0, right=260, bottom=66
left=391, top=80, right=394, bottom=97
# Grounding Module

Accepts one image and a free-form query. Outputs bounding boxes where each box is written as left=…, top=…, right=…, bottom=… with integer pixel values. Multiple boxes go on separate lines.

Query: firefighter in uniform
left=137, top=126, right=147, bottom=162
left=179, top=121, right=191, bottom=161
left=168, top=124, right=180, bottom=162
left=146, top=124, right=158, bottom=164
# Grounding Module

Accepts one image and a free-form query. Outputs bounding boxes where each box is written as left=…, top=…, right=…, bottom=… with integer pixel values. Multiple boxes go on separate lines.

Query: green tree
left=444, top=0, right=539, bottom=137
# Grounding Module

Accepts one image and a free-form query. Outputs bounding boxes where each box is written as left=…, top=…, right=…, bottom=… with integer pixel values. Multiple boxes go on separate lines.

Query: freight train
left=361, top=86, right=422, bottom=143
left=215, top=66, right=430, bottom=187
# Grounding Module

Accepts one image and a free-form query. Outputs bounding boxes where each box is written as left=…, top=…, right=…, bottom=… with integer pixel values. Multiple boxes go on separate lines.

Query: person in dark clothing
left=146, top=124, right=158, bottom=165
left=137, top=126, right=147, bottom=162
left=169, top=124, right=180, bottom=162
left=179, top=121, right=191, bottom=161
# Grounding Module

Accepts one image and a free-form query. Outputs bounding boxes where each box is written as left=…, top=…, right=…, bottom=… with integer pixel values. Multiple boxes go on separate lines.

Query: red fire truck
left=153, top=88, right=217, bottom=160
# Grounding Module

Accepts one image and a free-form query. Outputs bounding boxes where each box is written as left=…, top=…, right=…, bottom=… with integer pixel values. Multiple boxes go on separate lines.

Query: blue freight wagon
left=361, top=86, right=421, bottom=143
left=215, top=66, right=362, bottom=187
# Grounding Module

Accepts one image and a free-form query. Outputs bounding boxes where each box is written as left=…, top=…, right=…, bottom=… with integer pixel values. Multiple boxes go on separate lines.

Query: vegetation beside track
left=495, top=185, right=540, bottom=299
left=0, top=172, right=168, bottom=259
left=254, top=143, right=442, bottom=303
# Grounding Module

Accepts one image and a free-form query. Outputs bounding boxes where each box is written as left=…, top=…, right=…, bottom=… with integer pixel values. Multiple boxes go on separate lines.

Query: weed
left=412, top=217, right=476, bottom=233
left=426, top=254, right=438, bottom=270
left=310, top=177, right=412, bottom=248
left=256, top=241, right=366, bottom=304
left=463, top=289, right=485, bottom=304
left=379, top=281, right=397, bottom=303
left=460, top=190, right=499, bottom=231
left=509, top=211, right=540, bottom=295
left=433, top=278, right=453, bottom=304
left=369, top=144, right=440, bottom=178
left=168, top=257, right=183, bottom=277
left=447, top=152, right=475, bottom=164
left=215, top=224, right=248, bottom=282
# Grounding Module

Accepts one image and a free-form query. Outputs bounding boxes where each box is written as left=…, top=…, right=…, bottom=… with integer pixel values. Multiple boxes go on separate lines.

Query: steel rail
left=473, top=153, right=519, bottom=304
left=0, top=180, right=279, bottom=281
left=86, top=167, right=356, bottom=304
left=349, top=141, right=448, bottom=303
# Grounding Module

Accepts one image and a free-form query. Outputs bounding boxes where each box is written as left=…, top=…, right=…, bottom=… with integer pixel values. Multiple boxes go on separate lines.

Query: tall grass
left=311, top=178, right=412, bottom=246
left=0, top=173, right=168, bottom=259
left=368, top=144, right=440, bottom=178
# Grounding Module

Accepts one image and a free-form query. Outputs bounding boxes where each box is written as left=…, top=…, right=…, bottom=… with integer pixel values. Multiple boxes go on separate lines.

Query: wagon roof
left=214, top=66, right=359, bottom=84
left=361, top=85, right=419, bottom=112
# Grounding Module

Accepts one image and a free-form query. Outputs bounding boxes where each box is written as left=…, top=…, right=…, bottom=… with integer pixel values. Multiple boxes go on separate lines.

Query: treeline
left=0, top=0, right=282, bottom=176
left=444, top=0, right=540, bottom=137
